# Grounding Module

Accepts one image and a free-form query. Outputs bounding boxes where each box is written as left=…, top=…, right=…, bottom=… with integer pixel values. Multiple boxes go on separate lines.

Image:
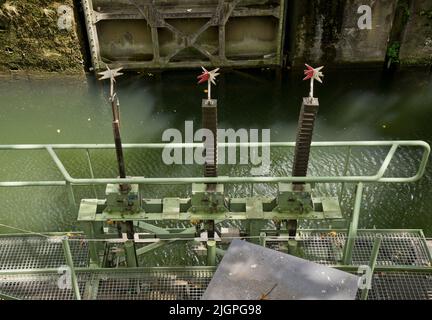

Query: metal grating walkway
left=0, top=273, right=79, bottom=300
left=0, top=236, right=89, bottom=270
left=296, top=230, right=431, bottom=266
left=0, top=231, right=431, bottom=300
left=358, top=271, right=432, bottom=300
left=0, top=269, right=213, bottom=300
left=88, top=269, right=212, bottom=300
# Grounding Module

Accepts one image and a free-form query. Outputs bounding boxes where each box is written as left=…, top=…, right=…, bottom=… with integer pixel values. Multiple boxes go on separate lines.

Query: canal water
left=0, top=67, right=431, bottom=246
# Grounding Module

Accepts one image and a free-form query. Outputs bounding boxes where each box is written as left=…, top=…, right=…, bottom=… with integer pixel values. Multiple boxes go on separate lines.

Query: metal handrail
left=0, top=140, right=429, bottom=187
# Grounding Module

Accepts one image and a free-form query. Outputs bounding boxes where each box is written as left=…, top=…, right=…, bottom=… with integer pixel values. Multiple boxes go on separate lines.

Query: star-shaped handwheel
left=197, top=67, right=220, bottom=85
left=303, top=64, right=324, bottom=83
left=98, top=66, right=123, bottom=100
left=303, top=64, right=324, bottom=98
left=197, top=67, right=220, bottom=100
left=98, top=66, right=124, bottom=82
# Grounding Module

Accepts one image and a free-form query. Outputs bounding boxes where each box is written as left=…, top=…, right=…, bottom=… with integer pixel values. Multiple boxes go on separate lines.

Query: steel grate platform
left=0, top=232, right=431, bottom=300
left=1, top=267, right=431, bottom=300
left=0, top=269, right=213, bottom=300
left=358, top=271, right=432, bottom=300
left=0, top=236, right=90, bottom=270
left=0, top=273, right=80, bottom=300
left=295, top=230, right=431, bottom=266
left=88, top=269, right=212, bottom=300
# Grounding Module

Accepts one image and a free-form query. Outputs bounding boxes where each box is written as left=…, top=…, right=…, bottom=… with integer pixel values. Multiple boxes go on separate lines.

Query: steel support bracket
left=105, top=183, right=140, bottom=213
left=189, top=183, right=228, bottom=215
left=274, top=183, right=314, bottom=214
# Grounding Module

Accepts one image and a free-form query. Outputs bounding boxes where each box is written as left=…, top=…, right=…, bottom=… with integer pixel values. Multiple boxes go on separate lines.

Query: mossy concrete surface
left=0, top=0, right=430, bottom=72
left=0, top=0, right=85, bottom=73
left=290, top=0, right=397, bottom=66
left=399, top=0, right=432, bottom=65
left=289, top=0, right=431, bottom=67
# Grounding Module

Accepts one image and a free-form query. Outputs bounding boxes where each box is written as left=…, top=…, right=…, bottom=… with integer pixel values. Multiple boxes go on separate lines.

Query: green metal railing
left=0, top=140, right=429, bottom=188
left=0, top=141, right=430, bottom=300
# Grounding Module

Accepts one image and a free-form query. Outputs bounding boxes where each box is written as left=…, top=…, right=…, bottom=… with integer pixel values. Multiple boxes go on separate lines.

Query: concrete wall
left=290, top=0, right=397, bottom=66
left=0, top=0, right=85, bottom=73
left=289, top=0, right=432, bottom=67
left=399, top=0, right=432, bottom=65
left=0, top=0, right=430, bottom=73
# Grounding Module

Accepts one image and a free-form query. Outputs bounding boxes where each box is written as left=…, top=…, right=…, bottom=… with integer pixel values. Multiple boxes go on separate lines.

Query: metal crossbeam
left=81, top=0, right=285, bottom=70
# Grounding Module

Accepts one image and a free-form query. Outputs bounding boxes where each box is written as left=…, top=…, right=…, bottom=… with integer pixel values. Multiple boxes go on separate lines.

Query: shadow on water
left=0, top=67, right=431, bottom=236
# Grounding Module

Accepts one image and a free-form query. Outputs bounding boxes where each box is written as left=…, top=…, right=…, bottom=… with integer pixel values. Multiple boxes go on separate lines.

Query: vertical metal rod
left=62, top=237, right=82, bottom=300
left=85, top=149, right=98, bottom=198
left=360, top=236, right=382, bottom=300
left=202, top=99, right=218, bottom=180
left=292, top=97, right=319, bottom=187
left=339, top=146, right=352, bottom=200
left=111, top=97, right=127, bottom=182
left=88, top=241, right=100, bottom=267
left=218, top=24, right=226, bottom=60
left=202, top=99, right=218, bottom=238
left=66, top=182, right=76, bottom=208
left=419, top=229, right=432, bottom=261
left=276, top=0, right=287, bottom=66
left=86, top=223, right=101, bottom=267
left=259, top=232, right=267, bottom=247
left=343, top=182, right=364, bottom=265
left=107, top=74, right=134, bottom=238
left=288, top=239, right=298, bottom=255
left=207, top=240, right=216, bottom=266
left=150, top=27, right=160, bottom=62
left=98, top=68, right=128, bottom=191
left=124, top=240, right=138, bottom=268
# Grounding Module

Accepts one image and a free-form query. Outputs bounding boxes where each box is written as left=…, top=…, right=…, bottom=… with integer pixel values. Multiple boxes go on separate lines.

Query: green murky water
left=0, top=68, right=431, bottom=245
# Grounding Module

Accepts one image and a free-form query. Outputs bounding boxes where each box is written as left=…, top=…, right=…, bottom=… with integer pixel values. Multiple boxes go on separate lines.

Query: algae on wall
left=290, top=0, right=347, bottom=65
left=0, top=0, right=84, bottom=73
left=290, top=0, right=397, bottom=66
left=399, top=0, right=432, bottom=66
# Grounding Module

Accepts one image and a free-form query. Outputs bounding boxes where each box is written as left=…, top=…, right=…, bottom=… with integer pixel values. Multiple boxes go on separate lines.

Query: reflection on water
left=0, top=68, right=431, bottom=244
